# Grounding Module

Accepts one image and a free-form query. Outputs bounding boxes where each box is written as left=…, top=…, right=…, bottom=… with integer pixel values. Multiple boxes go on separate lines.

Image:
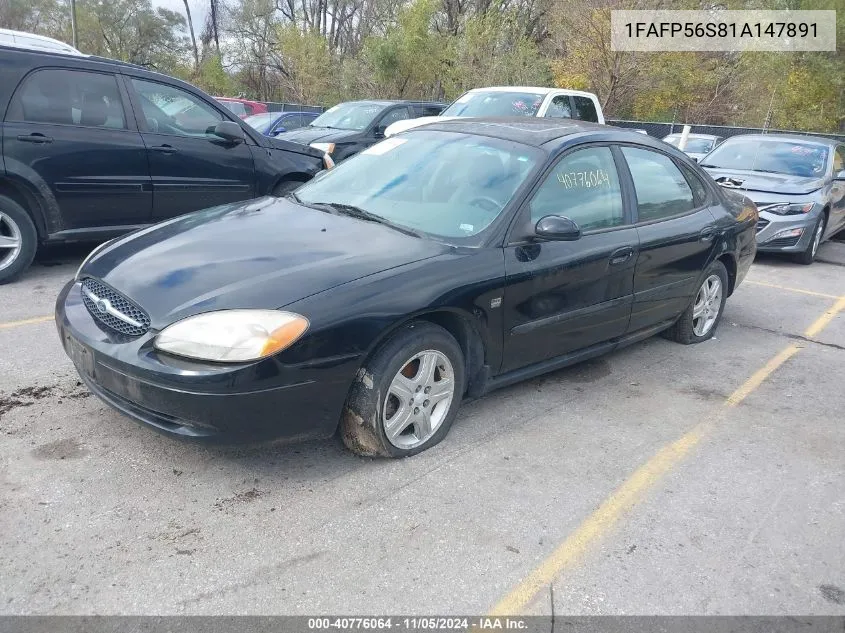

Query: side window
left=529, top=146, right=625, bottom=231
left=622, top=147, right=696, bottom=222
left=131, top=78, right=223, bottom=137
left=8, top=69, right=126, bottom=129
left=379, top=107, right=410, bottom=127
left=422, top=105, right=444, bottom=116
left=833, top=145, right=845, bottom=173
left=281, top=114, right=302, bottom=131
left=545, top=95, right=572, bottom=119
left=573, top=96, right=599, bottom=123
left=678, top=162, right=709, bottom=206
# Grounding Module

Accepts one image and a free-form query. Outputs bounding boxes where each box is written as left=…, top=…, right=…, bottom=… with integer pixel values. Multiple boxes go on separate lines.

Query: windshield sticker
left=557, top=169, right=611, bottom=189
left=362, top=137, right=408, bottom=155
left=459, top=223, right=474, bottom=232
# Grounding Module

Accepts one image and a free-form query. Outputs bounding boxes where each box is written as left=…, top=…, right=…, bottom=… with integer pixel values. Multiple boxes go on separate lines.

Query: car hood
left=702, top=168, right=825, bottom=195
left=81, top=197, right=447, bottom=326
left=273, top=127, right=361, bottom=145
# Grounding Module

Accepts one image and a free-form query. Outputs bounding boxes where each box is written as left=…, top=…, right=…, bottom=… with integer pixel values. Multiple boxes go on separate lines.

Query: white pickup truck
left=385, top=86, right=605, bottom=137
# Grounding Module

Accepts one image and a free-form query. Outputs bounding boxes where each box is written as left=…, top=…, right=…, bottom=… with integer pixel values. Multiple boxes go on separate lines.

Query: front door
left=2, top=67, right=151, bottom=231
left=501, top=145, right=638, bottom=372
left=125, top=77, right=256, bottom=220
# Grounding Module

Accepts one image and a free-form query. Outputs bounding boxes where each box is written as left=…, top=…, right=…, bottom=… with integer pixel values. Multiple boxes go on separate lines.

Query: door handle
left=17, top=133, right=53, bottom=144
left=151, top=144, right=178, bottom=154
left=700, top=227, right=717, bottom=242
left=609, top=247, right=634, bottom=266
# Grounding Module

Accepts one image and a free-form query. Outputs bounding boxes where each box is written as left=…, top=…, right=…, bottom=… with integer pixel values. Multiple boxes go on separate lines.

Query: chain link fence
left=264, top=102, right=326, bottom=114
left=608, top=119, right=845, bottom=142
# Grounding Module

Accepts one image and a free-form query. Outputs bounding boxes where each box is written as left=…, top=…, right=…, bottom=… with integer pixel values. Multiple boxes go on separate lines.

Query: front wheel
left=794, top=213, right=826, bottom=265
left=0, top=196, right=38, bottom=284
left=664, top=260, right=728, bottom=345
left=341, top=321, right=465, bottom=458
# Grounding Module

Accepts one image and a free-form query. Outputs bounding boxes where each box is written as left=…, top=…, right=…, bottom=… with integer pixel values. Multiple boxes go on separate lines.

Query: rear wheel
left=272, top=179, right=304, bottom=197
left=0, top=195, right=37, bottom=284
left=794, top=213, right=826, bottom=265
left=341, top=321, right=465, bottom=458
left=664, top=260, right=728, bottom=345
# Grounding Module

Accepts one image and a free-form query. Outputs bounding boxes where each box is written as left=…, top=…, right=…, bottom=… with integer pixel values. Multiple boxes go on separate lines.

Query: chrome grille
left=756, top=218, right=770, bottom=232
left=81, top=277, right=150, bottom=337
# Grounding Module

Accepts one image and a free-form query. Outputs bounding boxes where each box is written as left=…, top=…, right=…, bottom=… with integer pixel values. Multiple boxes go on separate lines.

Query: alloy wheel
left=0, top=212, right=23, bottom=273
left=692, top=274, right=723, bottom=337
left=383, top=350, right=455, bottom=449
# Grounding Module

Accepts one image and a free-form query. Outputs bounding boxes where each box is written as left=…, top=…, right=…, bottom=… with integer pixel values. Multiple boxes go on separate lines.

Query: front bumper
left=754, top=211, right=818, bottom=253
left=55, top=280, right=354, bottom=444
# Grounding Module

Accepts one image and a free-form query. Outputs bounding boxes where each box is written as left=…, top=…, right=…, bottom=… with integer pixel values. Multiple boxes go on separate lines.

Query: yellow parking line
left=0, top=315, right=53, bottom=330
left=744, top=280, right=839, bottom=299
left=804, top=296, right=845, bottom=339
left=490, top=296, right=845, bottom=616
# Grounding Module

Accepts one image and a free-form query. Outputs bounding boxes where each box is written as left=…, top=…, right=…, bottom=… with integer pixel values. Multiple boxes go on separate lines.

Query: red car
left=214, top=97, right=268, bottom=119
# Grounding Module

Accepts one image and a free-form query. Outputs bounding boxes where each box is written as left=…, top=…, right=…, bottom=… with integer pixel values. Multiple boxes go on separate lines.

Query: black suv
left=274, top=100, right=446, bottom=162
left=0, top=46, right=329, bottom=282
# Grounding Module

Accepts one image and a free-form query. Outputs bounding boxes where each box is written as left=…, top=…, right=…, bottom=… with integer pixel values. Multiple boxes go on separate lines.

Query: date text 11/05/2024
left=307, top=617, right=529, bottom=630
left=625, top=21, right=818, bottom=38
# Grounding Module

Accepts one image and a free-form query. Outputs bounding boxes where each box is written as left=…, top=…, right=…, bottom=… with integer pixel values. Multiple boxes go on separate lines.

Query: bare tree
left=182, top=0, right=200, bottom=70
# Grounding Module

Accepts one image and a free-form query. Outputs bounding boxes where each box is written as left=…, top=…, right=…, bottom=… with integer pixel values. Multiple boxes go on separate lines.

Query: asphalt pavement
left=0, top=239, right=843, bottom=615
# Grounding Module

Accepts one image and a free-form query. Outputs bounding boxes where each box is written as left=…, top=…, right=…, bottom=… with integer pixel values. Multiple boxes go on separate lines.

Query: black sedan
left=56, top=119, right=758, bottom=457
left=274, top=100, right=445, bottom=162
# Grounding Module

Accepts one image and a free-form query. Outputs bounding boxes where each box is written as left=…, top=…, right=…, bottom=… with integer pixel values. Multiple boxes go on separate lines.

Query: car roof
left=465, top=86, right=598, bottom=99
left=0, top=28, right=83, bottom=56
left=720, top=133, right=838, bottom=147
left=409, top=117, right=647, bottom=147
left=664, top=133, right=720, bottom=140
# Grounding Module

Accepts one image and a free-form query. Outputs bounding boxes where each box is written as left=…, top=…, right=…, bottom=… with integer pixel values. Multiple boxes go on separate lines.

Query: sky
left=154, top=0, right=210, bottom=38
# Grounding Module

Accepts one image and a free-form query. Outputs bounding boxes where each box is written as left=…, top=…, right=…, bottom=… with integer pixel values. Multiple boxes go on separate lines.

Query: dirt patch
left=214, top=487, right=266, bottom=512
left=31, top=438, right=89, bottom=460
left=819, top=584, right=845, bottom=605
left=0, top=382, right=90, bottom=419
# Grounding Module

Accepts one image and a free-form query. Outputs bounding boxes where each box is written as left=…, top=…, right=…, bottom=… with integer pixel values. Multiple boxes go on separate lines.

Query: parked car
left=244, top=111, right=320, bottom=136
left=58, top=119, right=757, bottom=457
left=385, top=86, right=605, bottom=137
left=662, top=133, right=722, bottom=161
left=700, top=134, right=845, bottom=264
left=0, top=29, right=83, bottom=56
left=0, top=45, right=332, bottom=283
left=214, top=97, right=268, bottom=118
left=274, top=100, right=446, bottom=162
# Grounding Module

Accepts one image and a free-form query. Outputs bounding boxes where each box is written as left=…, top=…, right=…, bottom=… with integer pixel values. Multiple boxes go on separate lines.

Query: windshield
left=310, top=102, right=385, bottom=130
left=702, top=139, right=829, bottom=177
left=244, top=112, right=276, bottom=131
left=665, top=137, right=716, bottom=153
left=219, top=100, right=247, bottom=116
left=295, top=130, right=542, bottom=241
left=442, top=91, right=545, bottom=117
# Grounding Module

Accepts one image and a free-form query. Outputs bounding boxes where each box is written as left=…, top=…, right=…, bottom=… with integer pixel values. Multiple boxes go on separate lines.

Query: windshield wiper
left=307, top=201, right=422, bottom=238
left=698, top=163, right=719, bottom=168
left=752, top=168, right=785, bottom=174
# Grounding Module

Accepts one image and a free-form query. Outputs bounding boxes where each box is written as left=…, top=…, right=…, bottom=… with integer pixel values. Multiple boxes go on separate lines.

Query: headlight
left=310, top=142, right=335, bottom=154
left=154, top=310, right=309, bottom=362
left=75, top=238, right=118, bottom=280
left=759, top=202, right=814, bottom=216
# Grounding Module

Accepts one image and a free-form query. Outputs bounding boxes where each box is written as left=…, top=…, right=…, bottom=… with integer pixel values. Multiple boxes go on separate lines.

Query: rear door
left=124, top=76, right=256, bottom=221
left=830, top=145, right=845, bottom=236
left=2, top=67, right=151, bottom=231
left=501, top=145, right=638, bottom=372
left=618, top=145, right=718, bottom=332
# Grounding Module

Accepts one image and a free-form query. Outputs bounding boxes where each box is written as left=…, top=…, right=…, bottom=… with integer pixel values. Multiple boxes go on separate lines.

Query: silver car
left=662, top=133, right=722, bottom=162
left=701, top=134, right=845, bottom=264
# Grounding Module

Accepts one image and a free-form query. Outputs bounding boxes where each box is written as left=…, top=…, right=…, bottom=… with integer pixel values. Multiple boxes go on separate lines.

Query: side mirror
left=373, top=125, right=386, bottom=138
left=835, top=169, right=845, bottom=181
left=212, top=121, right=245, bottom=143
left=271, top=127, right=287, bottom=136
left=534, top=215, right=581, bottom=241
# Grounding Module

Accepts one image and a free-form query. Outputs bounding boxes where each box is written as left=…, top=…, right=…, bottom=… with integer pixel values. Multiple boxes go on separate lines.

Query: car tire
left=340, top=321, right=465, bottom=458
left=0, top=195, right=38, bottom=285
left=664, top=260, right=728, bottom=345
left=794, top=213, right=826, bottom=265
left=272, top=179, right=304, bottom=197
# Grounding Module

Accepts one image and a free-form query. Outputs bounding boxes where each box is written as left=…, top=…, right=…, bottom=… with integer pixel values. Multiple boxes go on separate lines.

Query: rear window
left=572, top=96, right=598, bottom=123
